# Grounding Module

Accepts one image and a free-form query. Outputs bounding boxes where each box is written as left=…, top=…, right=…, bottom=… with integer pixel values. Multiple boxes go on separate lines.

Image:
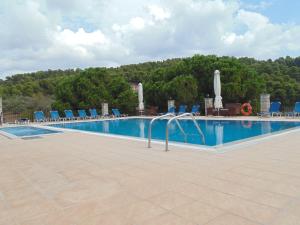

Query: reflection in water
left=241, top=120, right=253, bottom=129
left=206, top=120, right=214, bottom=135
left=215, top=123, right=224, bottom=146
left=102, top=120, right=109, bottom=133
left=139, top=120, right=145, bottom=138
left=261, top=121, right=271, bottom=134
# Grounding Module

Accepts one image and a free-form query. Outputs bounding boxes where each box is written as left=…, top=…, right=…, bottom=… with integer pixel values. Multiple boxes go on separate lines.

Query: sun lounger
left=64, top=110, right=77, bottom=120
left=258, top=101, right=282, bottom=117
left=34, top=111, right=46, bottom=122
left=191, top=105, right=200, bottom=116
left=285, top=102, right=300, bottom=117
left=178, top=105, right=187, bottom=115
left=78, top=109, right=90, bottom=119
left=112, top=108, right=127, bottom=117
left=168, top=106, right=175, bottom=114
left=50, top=111, right=64, bottom=121
left=89, top=108, right=101, bottom=119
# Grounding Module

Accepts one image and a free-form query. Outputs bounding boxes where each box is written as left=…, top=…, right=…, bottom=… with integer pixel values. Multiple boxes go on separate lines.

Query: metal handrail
left=165, top=113, right=205, bottom=151
left=148, top=113, right=174, bottom=148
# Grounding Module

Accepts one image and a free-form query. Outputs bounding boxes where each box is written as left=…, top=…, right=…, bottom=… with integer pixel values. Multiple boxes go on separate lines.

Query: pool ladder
left=148, top=113, right=205, bottom=151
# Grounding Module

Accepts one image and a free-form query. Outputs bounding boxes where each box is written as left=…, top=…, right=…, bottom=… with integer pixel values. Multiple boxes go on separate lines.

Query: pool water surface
left=50, top=118, right=300, bottom=147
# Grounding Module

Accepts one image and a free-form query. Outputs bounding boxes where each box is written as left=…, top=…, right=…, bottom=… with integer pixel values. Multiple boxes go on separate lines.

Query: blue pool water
left=50, top=118, right=300, bottom=147
left=0, top=126, right=60, bottom=137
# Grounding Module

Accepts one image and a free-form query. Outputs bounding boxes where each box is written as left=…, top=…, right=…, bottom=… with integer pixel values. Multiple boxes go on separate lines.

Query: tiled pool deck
left=1, top=118, right=300, bottom=225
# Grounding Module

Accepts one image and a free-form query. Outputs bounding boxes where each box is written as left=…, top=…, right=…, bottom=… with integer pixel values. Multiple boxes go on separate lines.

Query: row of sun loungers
left=167, top=104, right=200, bottom=115
left=258, top=101, right=300, bottom=117
left=34, top=108, right=125, bottom=122
left=34, top=102, right=299, bottom=122
left=170, top=102, right=300, bottom=117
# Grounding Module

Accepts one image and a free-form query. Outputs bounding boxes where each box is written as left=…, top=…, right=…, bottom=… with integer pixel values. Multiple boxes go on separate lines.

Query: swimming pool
left=50, top=118, right=300, bottom=147
left=0, top=126, right=60, bottom=138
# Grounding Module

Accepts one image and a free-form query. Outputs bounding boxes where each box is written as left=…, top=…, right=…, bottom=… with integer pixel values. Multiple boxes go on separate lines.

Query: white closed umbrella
left=214, top=70, right=223, bottom=110
left=138, top=83, right=144, bottom=111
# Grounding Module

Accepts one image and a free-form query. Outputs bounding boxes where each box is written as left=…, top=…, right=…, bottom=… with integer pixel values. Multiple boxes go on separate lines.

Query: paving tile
left=7, top=199, right=59, bottom=224
left=76, top=200, right=166, bottom=225
left=227, top=198, right=279, bottom=224
left=0, top=210, right=18, bottom=225
left=140, top=212, right=196, bottom=225
left=251, top=190, right=293, bottom=209
left=195, top=189, right=279, bottom=224
left=17, top=211, right=73, bottom=225
left=171, top=201, right=225, bottom=224
left=168, top=182, right=214, bottom=199
left=268, top=210, right=300, bottom=225
left=205, top=213, right=260, bottom=225
left=123, top=180, right=168, bottom=199
left=53, top=179, right=122, bottom=208
left=147, top=191, right=195, bottom=210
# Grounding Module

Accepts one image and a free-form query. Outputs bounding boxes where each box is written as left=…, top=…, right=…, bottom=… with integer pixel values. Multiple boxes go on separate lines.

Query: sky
left=1, top=0, right=300, bottom=79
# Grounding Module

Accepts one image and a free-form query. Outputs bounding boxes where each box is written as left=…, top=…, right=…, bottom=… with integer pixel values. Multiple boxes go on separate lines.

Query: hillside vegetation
left=0, top=55, right=300, bottom=115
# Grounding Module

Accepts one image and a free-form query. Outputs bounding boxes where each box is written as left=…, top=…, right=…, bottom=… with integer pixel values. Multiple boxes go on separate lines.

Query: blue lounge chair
left=258, top=101, right=282, bottom=117
left=64, top=110, right=76, bottom=120
left=89, top=108, right=100, bottom=119
left=191, top=105, right=200, bottom=116
left=167, top=106, right=175, bottom=114
left=286, top=102, right=300, bottom=117
left=78, top=109, right=90, bottom=119
left=50, top=110, right=63, bottom=121
left=178, top=105, right=187, bottom=115
left=112, top=108, right=127, bottom=117
left=34, top=111, right=46, bottom=122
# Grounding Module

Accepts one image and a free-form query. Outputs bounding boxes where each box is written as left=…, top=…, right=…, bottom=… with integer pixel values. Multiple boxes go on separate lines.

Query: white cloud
left=147, top=5, right=170, bottom=21
left=55, top=27, right=110, bottom=47
left=0, top=0, right=300, bottom=78
left=242, top=1, right=272, bottom=10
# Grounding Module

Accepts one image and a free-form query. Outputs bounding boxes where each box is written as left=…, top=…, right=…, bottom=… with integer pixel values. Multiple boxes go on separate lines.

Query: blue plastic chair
left=286, top=102, right=300, bottom=117
left=34, top=111, right=46, bottom=122
left=64, top=110, right=76, bottom=120
left=112, top=108, right=121, bottom=117
left=294, top=102, right=300, bottom=116
left=258, top=101, right=282, bottom=117
left=167, top=106, right=175, bottom=114
left=50, top=111, right=62, bottom=121
left=112, top=108, right=127, bottom=117
left=89, top=109, right=100, bottom=118
left=269, top=101, right=282, bottom=116
left=78, top=109, right=89, bottom=119
left=191, top=105, right=200, bottom=115
left=178, top=105, right=187, bottom=115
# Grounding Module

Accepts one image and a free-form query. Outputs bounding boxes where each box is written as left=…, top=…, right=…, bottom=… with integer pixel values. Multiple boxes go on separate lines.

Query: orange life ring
left=241, top=103, right=252, bottom=116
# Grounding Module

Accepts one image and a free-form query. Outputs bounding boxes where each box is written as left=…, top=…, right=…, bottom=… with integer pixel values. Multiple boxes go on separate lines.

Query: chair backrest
left=78, top=110, right=87, bottom=118
left=191, top=105, right=200, bottom=113
left=269, top=102, right=281, bottom=113
left=50, top=111, right=60, bottom=120
left=34, top=111, right=45, bottom=121
left=112, top=108, right=121, bottom=117
left=178, top=105, right=187, bottom=114
left=64, top=110, right=74, bottom=118
left=168, top=106, right=175, bottom=114
left=294, top=102, right=300, bottom=113
left=89, top=109, right=98, bottom=117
